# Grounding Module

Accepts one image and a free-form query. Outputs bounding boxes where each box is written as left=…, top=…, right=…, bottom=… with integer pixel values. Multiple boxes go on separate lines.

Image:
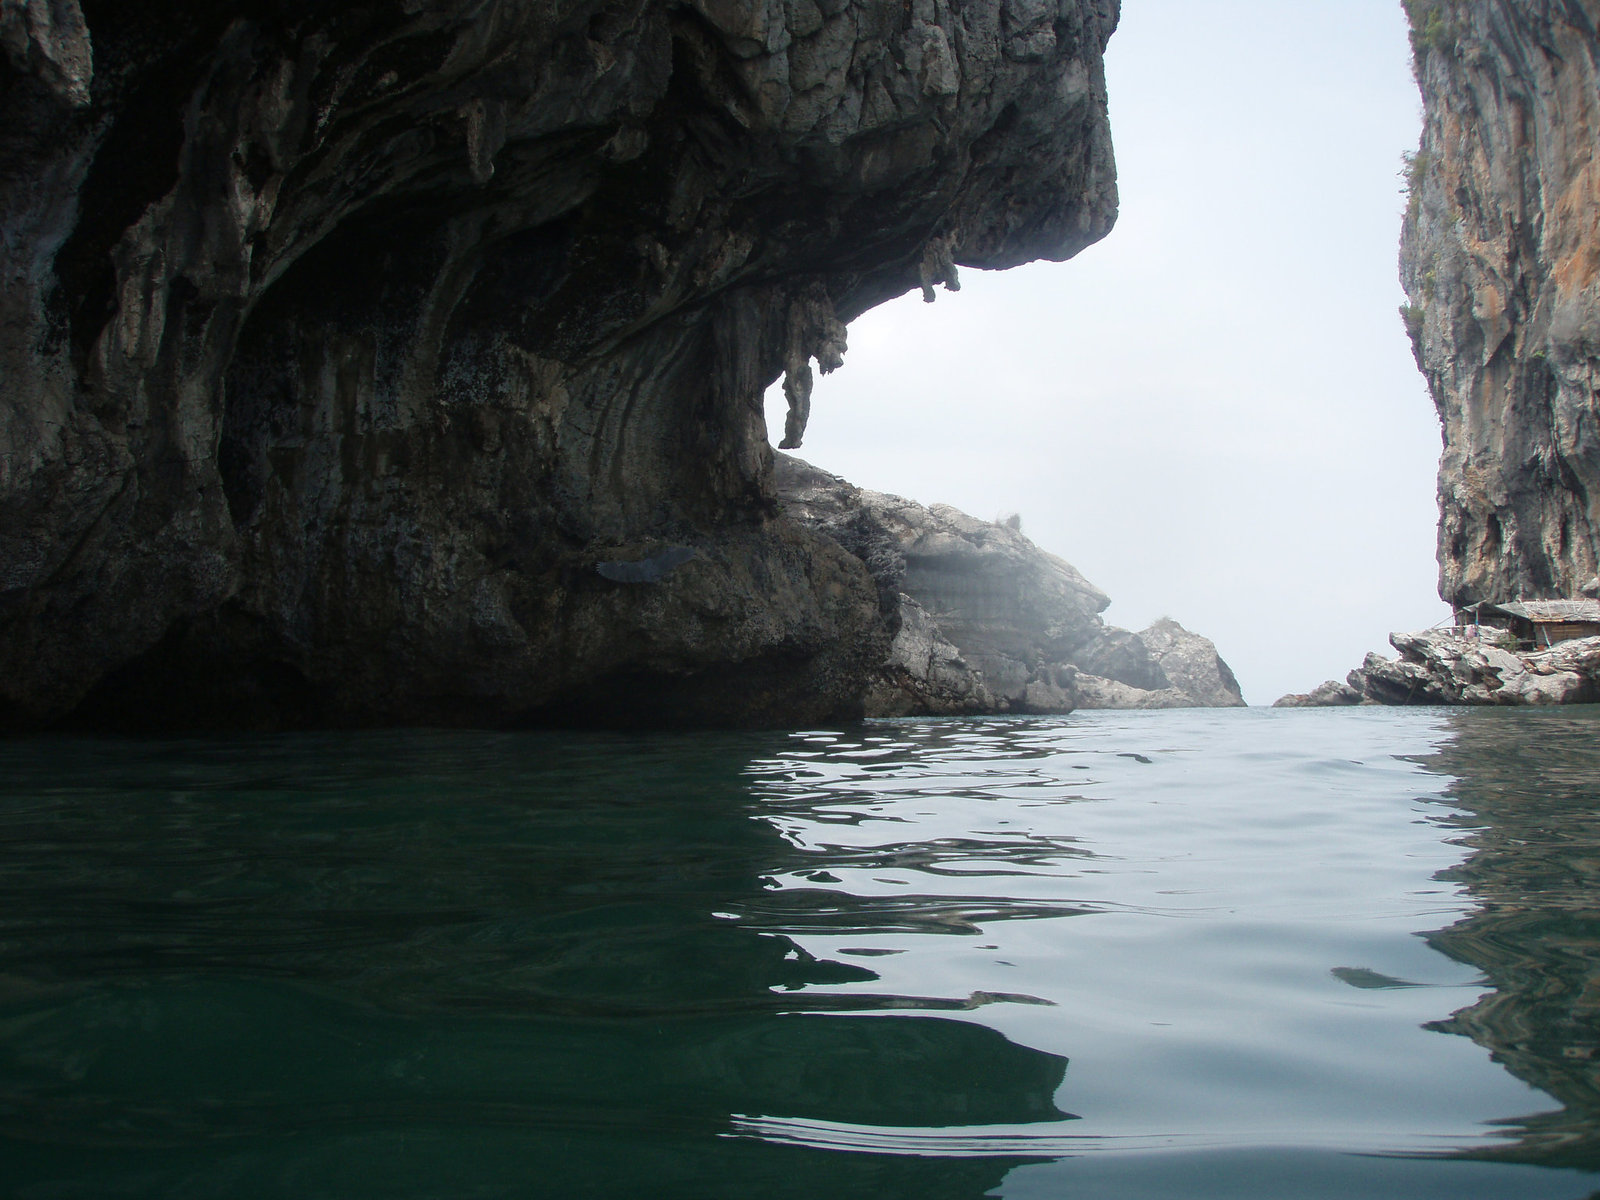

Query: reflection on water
left=1413, top=707, right=1600, bottom=1168
left=0, top=731, right=1065, bottom=1199
left=2, top=713, right=1600, bottom=1198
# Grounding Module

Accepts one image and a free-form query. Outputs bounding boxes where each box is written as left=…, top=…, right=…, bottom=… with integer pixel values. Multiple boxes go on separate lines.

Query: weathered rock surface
left=776, top=455, right=1246, bottom=713
left=1402, top=0, right=1600, bottom=608
left=1132, top=617, right=1245, bottom=709
left=1275, top=629, right=1600, bottom=708
left=0, top=0, right=1121, bottom=729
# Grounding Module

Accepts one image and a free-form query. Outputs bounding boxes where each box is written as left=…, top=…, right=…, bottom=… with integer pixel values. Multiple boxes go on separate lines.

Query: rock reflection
left=0, top=730, right=1069, bottom=1199
left=1415, top=708, right=1600, bottom=1167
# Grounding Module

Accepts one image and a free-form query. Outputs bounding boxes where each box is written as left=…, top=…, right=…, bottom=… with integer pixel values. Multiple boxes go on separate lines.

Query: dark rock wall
left=1402, top=0, right=1600, bottom=608
left=0, top=0, right=1119, bottom=728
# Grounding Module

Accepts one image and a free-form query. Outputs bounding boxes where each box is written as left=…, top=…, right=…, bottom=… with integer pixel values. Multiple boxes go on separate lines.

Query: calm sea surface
left=4, top=708, right=1600, bottom=1198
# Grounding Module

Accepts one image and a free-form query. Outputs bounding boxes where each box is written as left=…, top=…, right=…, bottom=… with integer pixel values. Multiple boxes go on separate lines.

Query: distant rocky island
left=778, top=456, right=1243, bottom=714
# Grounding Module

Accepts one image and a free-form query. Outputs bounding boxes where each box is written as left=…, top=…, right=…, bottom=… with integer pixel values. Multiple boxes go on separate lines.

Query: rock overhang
left=0, top=0, right=1122, bottom=729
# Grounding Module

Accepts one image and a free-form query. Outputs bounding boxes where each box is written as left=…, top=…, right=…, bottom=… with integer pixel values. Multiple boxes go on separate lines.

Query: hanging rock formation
left=776, top=455, right=1246, bottom=713
left=0, top=0, right=1120, bottom=729
left=1401, top=0, right=1600, bottom=609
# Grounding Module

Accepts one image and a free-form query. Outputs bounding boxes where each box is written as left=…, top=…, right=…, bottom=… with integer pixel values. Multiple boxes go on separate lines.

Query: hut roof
left=1485, top=599, right=1600, bottom=623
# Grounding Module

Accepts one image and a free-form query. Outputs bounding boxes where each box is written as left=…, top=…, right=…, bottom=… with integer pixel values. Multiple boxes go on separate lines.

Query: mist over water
left=3, top=709, right=1599, bottom=1198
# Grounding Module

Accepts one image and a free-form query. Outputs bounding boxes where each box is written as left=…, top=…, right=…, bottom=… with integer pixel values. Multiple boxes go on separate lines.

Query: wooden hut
left=1477, top=600, right=1600, bottom=648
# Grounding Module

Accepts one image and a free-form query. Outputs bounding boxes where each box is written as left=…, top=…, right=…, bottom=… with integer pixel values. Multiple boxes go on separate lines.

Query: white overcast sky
left=766, top=0, right=1449, bottom=705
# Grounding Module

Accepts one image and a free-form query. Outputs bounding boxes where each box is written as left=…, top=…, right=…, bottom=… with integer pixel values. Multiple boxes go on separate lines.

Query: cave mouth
left=62, top=609, right=325, bottom=734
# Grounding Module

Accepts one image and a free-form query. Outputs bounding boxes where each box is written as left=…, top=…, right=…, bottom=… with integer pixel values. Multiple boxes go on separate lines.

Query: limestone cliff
left=0, top=0, right=1119, bottom=729
left=776, top=455, right=1246, bottom=712
left=1401, top=0, right=1600, bottom=608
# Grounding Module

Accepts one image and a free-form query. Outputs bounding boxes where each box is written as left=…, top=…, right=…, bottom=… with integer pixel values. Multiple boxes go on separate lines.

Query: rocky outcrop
left=776, top=455, right=1246, bottom=713
left=0, top=0, right=1120, bottom=729
left=1401, top=0, right=1600, bottom=608
left=1275, top=629, right=1600, bottom=707
left=1069, top=621, right=1245, bottom=710
left=1130, top=617, right=1245, bottom=708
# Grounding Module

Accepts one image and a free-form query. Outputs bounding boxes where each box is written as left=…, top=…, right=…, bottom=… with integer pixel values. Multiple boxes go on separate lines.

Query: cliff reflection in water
left=0, top=731, right=1070, bottom=1200
left=1417, top=708, right=1600, bottom=1167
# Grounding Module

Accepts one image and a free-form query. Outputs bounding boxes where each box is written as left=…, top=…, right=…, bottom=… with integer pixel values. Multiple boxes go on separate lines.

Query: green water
left=2, top=708, right=1599, bottom=1198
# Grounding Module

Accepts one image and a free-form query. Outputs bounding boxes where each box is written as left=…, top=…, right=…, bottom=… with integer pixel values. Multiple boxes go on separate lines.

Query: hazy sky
left=766, top=0, right=1449, bottom=705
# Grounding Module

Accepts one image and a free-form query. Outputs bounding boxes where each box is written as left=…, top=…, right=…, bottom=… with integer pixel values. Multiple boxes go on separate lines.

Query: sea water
left=2, top=708, right=1599, bottom=1199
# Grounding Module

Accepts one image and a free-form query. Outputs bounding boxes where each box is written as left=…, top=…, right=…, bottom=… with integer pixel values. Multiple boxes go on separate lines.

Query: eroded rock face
left=1401, top=0, right=1600, bottom=608
left=0, top=0, right=1120, bottom=728
left=775, top=455, right=1246, bottom=712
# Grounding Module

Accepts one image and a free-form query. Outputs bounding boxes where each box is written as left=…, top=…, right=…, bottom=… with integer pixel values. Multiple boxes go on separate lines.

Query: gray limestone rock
left=1071, top=673, right=1194, bottom=710
left=1272, top=679, right=1366, bottom=708
left=1131, top=618, right=1245, bottom=709
left=1, top=0, right=91, bottom=107
left=776, top=455, right=1244, bottom=714
left=866, top=594, right=998, bottom=717
left=1280, top=629, right=1600, bottom=708
left=1071, top=627, right=1170, bottom=692
left=0, top=0, right=1121, bottom=729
